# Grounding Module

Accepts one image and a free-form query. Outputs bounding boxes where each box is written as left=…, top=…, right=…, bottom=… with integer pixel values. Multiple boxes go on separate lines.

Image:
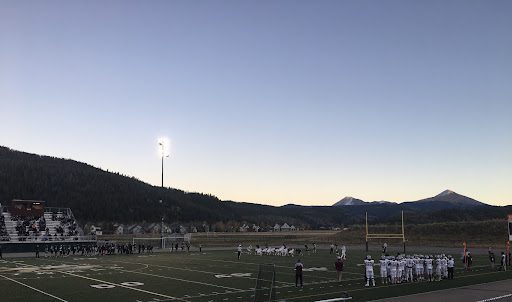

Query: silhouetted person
left=335, top=256, right=344, bottom=281
left=489, top=248, right=495, bottom=269
left=295, top=259, right=304, bottom=287
left=466, top=252, right=473, bottom=271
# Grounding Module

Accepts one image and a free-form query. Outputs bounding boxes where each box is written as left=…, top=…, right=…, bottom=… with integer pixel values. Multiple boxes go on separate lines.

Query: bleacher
left=0, top=212, right=9, bottom=241
left=0, top=200, right=86, bottom=243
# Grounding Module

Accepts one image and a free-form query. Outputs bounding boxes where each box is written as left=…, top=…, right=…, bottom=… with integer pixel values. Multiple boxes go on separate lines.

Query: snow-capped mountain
left=332, top=190, right=486, bottom=208
left=411, top=189, right=485, bottom=207
left=333, top=196, right=366, bottom=206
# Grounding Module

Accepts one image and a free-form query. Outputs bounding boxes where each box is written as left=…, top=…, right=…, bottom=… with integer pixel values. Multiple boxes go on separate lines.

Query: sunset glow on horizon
left=1, top=1, right=511, bottom=206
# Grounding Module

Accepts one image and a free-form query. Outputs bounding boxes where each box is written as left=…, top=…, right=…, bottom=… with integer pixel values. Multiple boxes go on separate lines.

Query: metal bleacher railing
left=1, top=205, right=92, bottom=243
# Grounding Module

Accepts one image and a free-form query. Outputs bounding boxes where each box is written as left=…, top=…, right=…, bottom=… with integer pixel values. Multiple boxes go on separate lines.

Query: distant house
left=91, top=225, right=102, bottom=236
left=129, top=225, right=144, bottom=235
left=147, top=223, right=160, bottom=234
left=239, top=224, right=249, bottom=232
left=290, top=225, right=296, bottom=231
left=114, top=224, right=124, bottom=235
left=162, top=225, right=172, bottom=234
left=273, top=224, right=281, bottom=232
left=280, top=223, right=291, bottom=232
left=252, top=224, right=260, bottom=232
left=191, top=226, right=198, bottom=233
left=179, top=225, right=187, bottom=234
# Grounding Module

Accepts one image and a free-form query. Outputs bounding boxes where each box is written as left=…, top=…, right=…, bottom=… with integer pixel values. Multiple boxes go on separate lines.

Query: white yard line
left=109, top=259, right=295, bottom=285
left=107, top=258, right=365, bottom=288
left=477, top=294, right=512, bottom=302
left=41, top=258, right=247, bottom=293
left=186, top=257, right=362, bottom=277
left=3, top=259, right=190, bottom=302
left=0, top=273, right=69, bottom=302
left=117, top=268, right=246, bottom=292
left=62, top=270, right=190, bottom=302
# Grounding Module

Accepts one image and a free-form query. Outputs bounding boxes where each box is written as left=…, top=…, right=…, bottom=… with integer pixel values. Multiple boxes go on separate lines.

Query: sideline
left=2, top=259, right=190, bottom=302
left=0, top=273, right=69, bottom=302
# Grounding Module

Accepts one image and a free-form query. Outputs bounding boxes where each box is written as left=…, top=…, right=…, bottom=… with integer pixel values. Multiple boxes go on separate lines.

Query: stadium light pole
left=158, top=140, right=169, bottom=188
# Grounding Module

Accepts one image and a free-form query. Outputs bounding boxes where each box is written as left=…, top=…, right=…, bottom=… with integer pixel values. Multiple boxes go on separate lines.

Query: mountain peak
left=419, top=190, right=485, bottom=207
left=436, top=189, right=456, bottom=197
left=333, top=196, right=366, bottom=206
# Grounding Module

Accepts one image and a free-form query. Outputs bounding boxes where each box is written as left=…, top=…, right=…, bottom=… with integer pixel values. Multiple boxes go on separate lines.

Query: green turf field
left=1, top=249, right=511, bottom=302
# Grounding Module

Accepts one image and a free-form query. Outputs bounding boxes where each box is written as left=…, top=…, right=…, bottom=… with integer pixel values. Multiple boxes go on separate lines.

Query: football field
left=1, top=249, right=511, bottom=302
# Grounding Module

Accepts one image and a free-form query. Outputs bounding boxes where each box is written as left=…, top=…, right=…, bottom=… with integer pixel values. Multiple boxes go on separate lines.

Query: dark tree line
left=0, top=146, right=510, bottom=228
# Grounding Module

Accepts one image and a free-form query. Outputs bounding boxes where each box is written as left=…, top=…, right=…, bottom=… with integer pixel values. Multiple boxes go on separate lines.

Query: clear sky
left=1, top=0, right=511, bottom=206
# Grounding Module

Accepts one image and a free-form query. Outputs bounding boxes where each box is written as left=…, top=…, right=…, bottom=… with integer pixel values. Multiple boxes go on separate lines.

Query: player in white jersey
left=413, top=257, right=421, bottom=281
left=379, top=256, right=388, bottom=284
left=405, top=256, right=414, bottom=282
left=425, top=256, right=433, bottom=281
left=364, top=255, right=375, bottom=287
left=398, top=257, right=405, bottom=283
left=341, top=245, right=346, bottom=260
left=441, top=256, right=448, bottom=279
left=435, top=256, right=442, bottom=281
left=419, top=257, right=425, bottom=280
left=390, top=258, right=399, bottom=284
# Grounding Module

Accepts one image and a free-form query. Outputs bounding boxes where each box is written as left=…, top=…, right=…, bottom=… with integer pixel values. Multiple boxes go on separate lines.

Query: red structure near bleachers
left=9, top=199, right=45, bottom=219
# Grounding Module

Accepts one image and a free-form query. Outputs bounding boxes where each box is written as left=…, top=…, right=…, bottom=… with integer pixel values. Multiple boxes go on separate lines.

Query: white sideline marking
left=109, top=259, right=294, bottom=285
left=288, top=270, right=512, bottom=302
left=43, top=257, right=238, bottom=292
left=477, top=294, right=512, bottom=302
left=4, top=259, right=189, bottom=302
left=58, top=271, right=190, bottom=302
left=0, top=274, right=69, bottom=302
left=117, top=268, right=244, bottom=291
left=194, top=258, right=362, bottom=276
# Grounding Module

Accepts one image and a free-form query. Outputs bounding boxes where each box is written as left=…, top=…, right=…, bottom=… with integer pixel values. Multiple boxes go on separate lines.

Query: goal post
left=365, top=211, right=406, bottom=254
left=132, top=237, right=166, bottom=250
left=132, top=233, right=191, bottom=250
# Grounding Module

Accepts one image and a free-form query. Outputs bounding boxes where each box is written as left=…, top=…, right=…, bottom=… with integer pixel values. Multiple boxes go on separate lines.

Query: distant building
left=252, top=224, right=260, bottom=232
left=290, top=225, right=296, bottom=231
left=129, top=225, right=144, bottom=235
left=273, top=224, right=281, bottom=232
left=114, top=224, right=124, bottom=235
left=162, top=225, right=172, bottom=234
left=91, top=225, right=102, bottom=236
left=147, top=223, right=160, bottom=234
left=179, top=225, right=187, bottom=234
left=239, top=224, right=249, bottom=232
left=280, top=223, right=291, bottom=232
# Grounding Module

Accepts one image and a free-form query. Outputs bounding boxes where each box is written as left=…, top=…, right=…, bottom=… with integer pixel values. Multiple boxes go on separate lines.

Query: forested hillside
left=1, top=146, right=510, bottom=229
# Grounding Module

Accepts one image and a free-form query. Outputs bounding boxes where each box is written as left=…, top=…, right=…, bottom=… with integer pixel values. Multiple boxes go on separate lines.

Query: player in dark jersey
left=295, top=259, right=304, bottom=287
